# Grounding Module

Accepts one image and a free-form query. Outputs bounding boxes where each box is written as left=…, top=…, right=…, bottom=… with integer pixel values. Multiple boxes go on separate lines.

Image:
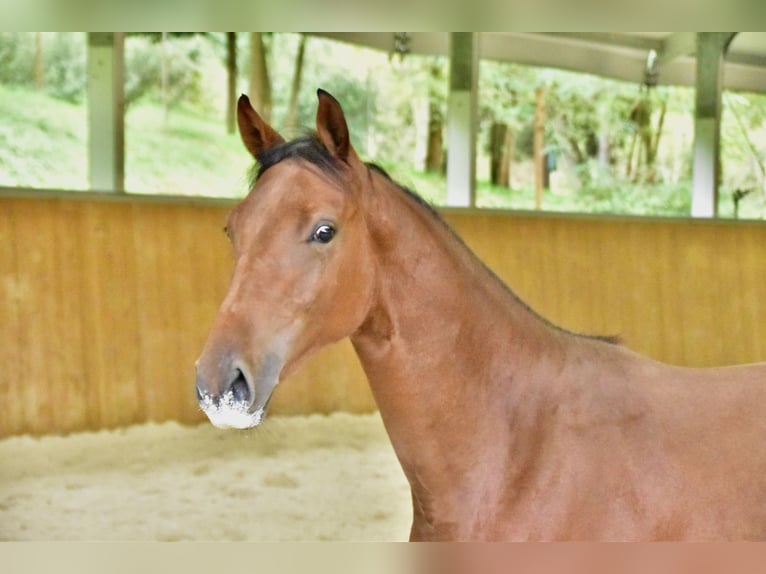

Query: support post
left=446, top=32, right=478, bottom=208
left=691, top=32, right=736, bottom=217
left=87, top=32, right=125, bottom=192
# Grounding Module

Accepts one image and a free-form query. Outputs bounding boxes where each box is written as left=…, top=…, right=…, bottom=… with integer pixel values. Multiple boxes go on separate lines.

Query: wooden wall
left=1, top=193, right=764, bottom=437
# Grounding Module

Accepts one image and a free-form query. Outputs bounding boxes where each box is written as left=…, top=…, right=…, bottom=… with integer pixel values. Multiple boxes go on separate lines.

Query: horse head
left=194, top=90, right=377, bottom=428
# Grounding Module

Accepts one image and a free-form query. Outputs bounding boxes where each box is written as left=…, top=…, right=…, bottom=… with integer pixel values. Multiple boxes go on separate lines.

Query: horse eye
left=311, top=224, right=336, bottom=244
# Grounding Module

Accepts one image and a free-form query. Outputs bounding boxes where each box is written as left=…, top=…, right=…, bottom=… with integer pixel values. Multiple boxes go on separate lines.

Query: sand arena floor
left=0, top=412, right=412, bottom=541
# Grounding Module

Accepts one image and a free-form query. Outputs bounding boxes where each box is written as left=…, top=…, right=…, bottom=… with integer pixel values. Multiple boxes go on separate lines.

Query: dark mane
left=252, top=135, right=620, bottom=347
left=365, top=163, right=444, bottom=222
left=252, top=134, right=343, bottom=186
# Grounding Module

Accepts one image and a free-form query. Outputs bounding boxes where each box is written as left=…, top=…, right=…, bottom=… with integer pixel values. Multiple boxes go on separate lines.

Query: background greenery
left=0, top=32, right=764, bottom=219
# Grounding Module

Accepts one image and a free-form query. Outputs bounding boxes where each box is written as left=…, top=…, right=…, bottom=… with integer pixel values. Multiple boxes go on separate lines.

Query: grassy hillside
left=0, top=83, right=253, bottom=197
left=0, top=84, right=88, bottom=190
left=123, top=102, right=252, bottom=198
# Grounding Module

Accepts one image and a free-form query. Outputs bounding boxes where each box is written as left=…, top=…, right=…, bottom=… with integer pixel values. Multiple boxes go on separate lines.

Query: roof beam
left=482, top=33, right=648, bottom=85
left=308, top=32, right=766, bottom=93
left=537, top=32, right=662, bottom=53
left=727, top=51, right=766, bottom=68
left=657, top=32, right=697, bottom=65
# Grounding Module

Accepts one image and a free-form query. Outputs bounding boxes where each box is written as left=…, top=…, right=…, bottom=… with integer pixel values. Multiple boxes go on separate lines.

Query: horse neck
left=350, top=173, right=567, bottom=510
left=351, top=171, right=563, bottom=384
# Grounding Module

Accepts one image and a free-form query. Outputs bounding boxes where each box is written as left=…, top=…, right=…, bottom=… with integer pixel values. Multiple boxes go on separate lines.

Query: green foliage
left=124, top=100, right=252, bottom=196
left=722, top=92, right=766, bottom=190
left=0, top=83, right=88, bottom=189
left=479, top=60, right=537, bottom=128
left=43, top=33, right=86, bottom=102
left=0, top=33, right=86, bottom=102
left=125, top=34, right=220, bottom=112
left=267, top=34, right=387, bottom=157
left=478, top=62, right=702, bottom=193
left=370, top=55, right=431, bottom=165
left=0, top=32, right=35, bottom=85
left=540, top=71, right=638, bottom=167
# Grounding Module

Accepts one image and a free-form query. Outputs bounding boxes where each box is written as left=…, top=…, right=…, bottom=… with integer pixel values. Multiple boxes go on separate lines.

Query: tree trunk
left=534, top=87, right=546, bottom=208
left=625, top=130, right=637, bottom=179
left=629, top=95, right=655, bottom=183
left=34, top=32, right=44, bottom=90
left=160, top=32, right=169, bottom=126
left=226, top=32, right=237, bottom=134
left=425, top=99, right=444, bottom=173
left=285, top=34, right=307, bottom=132
left=639, top=127, right=652, bottom=182
left=644, top=98, right=667, bottom=182
left=489, top=122, right=512, bottom=188
left=249, top=32, right=272, bottom=123
left=425, top=58, right=445, bottom=174
left=598, top=132, right=610, bottom=168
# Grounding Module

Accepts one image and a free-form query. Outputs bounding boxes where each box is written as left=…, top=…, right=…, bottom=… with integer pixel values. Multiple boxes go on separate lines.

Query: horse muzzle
left=195, top=352, right=283, bottom=429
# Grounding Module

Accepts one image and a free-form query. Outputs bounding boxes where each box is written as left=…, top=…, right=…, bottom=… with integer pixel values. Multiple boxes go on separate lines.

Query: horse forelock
left=250, top=133, right=344, bottom=189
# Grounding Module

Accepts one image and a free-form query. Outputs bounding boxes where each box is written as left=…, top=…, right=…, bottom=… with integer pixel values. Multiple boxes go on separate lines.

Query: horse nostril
left=228, top=369, right=252, bottom=406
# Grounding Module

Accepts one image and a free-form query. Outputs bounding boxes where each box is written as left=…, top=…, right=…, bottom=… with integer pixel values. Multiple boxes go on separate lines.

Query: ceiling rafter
left=306, top=32, right=766, bottom=93
left=657, top=32, right=697, bottom=65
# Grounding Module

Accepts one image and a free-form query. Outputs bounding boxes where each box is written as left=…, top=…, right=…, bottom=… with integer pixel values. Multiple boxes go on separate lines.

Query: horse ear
left=316, top=89, right=354, bottom=162
left=237, top=94, right=285, bottom=159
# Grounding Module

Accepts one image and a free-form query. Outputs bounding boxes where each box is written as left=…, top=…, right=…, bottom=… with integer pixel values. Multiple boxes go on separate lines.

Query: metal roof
left=309, top=32, right=766, bottom=93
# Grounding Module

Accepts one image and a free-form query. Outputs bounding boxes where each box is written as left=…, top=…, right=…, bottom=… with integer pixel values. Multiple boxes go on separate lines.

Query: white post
left=446, top=33, right=478, bottom=208
left=691, top=33, right=736, bottom=217
left=87, top=33, right=124, bottom=192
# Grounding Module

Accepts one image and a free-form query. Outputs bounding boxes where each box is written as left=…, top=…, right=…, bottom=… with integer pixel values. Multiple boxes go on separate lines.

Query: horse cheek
left=338, top=239, right=375, bottom=335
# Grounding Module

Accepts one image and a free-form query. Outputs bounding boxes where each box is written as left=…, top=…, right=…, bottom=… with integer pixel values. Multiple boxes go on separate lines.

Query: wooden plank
left=13, top=200, right=60, bottom=434
left=132, top=203, right=178, bottom=423
left=0, top=200, right=23, bottom=436
left=50, top=200, right=89, bottom=432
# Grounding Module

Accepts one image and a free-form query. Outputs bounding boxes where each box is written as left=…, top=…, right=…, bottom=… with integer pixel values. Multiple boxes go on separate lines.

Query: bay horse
left=195, top=89, right=766, bottom=541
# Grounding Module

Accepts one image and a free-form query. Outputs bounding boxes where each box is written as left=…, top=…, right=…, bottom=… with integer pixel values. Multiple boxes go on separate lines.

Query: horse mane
left=252, top=133, right=344, bottom=187
left=250, top=134, right=621, bottom=347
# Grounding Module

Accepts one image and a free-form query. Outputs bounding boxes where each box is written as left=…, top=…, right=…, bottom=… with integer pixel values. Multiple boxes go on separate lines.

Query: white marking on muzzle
left=198, top=392, right=265, bottom=429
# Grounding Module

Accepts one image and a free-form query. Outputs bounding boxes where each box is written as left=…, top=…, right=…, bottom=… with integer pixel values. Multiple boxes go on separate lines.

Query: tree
left=625, top=86, right=667, bottom=183
left=249, top=33, right=272, bottom=123
left=226, top=32, right=237, bottom=134
left=285, top=34, right=307, bottom=132
left=542, top=71, right=640, bottom=187
left=722, top=92, right=766, bottom=217
left=34, top=32, right=43, bottom=90
left=424, top=58, right=446, bottom=173
left=479, top=61, right=538, bottom=188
